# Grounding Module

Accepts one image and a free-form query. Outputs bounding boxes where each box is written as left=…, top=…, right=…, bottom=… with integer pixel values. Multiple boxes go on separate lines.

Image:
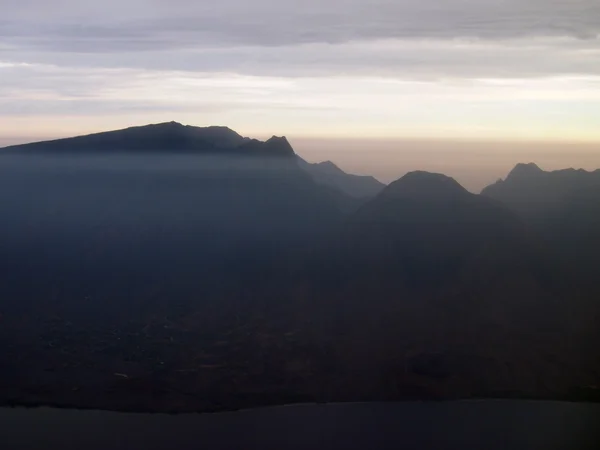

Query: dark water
left=1, top=401, right=599, bottom=450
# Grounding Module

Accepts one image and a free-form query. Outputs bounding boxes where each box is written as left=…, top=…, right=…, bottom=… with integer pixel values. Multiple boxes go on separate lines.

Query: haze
left=2, top=0, right=600, bottom=190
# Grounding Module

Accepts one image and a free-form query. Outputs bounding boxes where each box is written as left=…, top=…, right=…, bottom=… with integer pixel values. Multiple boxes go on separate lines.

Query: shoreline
left=2, top=393, right=598, bottom=415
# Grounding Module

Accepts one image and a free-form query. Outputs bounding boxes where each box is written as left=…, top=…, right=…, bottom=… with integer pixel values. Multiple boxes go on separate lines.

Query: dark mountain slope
left=287, top=172, right=588, bottom=403
left=297, top=157, right=385, bottom=198
left=482, top=163, right=600, bottom=219
left=0, top=124, right=350, bottom=322
left=0, top=125, right=361, bottom=411
left=482, top=163, right=600, bottom=284
left=315, top=171, right=549, bottom=288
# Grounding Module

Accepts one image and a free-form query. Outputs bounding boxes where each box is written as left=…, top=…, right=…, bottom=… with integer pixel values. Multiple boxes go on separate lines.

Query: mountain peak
left=266, top=135, right=289, bottom=144
left=506, top=163, right=544, bottom=181
left=383, top=171, right=468, bottom=200
left=263, top=136, right=295, bottom=156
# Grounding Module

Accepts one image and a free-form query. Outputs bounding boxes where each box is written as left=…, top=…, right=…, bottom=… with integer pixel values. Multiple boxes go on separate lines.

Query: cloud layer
left=4, top=0, right=600, bottom=49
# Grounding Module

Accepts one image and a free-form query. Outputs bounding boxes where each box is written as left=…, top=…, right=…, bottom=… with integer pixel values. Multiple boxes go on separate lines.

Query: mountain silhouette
left=1, top=123, right=385, bottom=199
left=293, top=171, right=577, bottom=403
left=505, top=162, right=544, bottom=180
left=0, top=122, right=291, bottom=157
left=482, top=163, right=600, bottom=217
left=0, top=124, right=349, bottom=323
left=380, top=171, right=467, bottom=200
left=482, top=163, right=600, bottom=286
left=0, top=132, right=599, bottom=412
left=297, top=157, right=385, bottom=198
left=321, top=171, right=544, bottom=288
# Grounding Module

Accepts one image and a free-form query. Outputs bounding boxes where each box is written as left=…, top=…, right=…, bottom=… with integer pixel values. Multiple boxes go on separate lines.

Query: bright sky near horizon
left=1, top=0, right=600, bottom=189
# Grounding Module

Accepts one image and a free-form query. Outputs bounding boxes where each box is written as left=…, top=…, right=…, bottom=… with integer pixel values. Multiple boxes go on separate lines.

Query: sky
left=1, top=0, right=600, bottom=190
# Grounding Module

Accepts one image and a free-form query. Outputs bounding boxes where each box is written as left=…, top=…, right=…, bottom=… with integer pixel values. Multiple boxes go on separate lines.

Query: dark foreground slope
left=0, top=133, right=598, bottom=412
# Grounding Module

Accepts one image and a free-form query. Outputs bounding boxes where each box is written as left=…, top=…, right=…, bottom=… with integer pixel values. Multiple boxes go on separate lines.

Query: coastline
left=2, top=390, right=598, bottom=415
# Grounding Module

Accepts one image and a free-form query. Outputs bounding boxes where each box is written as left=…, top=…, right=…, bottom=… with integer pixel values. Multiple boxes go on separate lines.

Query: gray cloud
left=1, top=0, right=598, bottom=81
left=4, top=37, right=600, bottom=80
left=2, top=0, right=599, bottom=52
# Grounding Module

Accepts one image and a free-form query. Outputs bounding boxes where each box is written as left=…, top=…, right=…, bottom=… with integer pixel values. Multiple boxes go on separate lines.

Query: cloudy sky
left=1, top=0, right=600, bottom=189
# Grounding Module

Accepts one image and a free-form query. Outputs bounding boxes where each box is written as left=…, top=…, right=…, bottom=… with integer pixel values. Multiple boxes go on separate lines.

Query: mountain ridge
left=0, top=122, right=293, bottom=157
left=482, top=162, right=600, bottom=208
left=1, top=123, right=387, bottom=198
left=297, top=157, right=385, bottom=198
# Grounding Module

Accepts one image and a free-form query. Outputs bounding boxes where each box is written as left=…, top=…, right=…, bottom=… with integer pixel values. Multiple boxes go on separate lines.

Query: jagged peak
left=263, top=136, right=295, bottom=156
left=266, top=135, right=289, bottom=144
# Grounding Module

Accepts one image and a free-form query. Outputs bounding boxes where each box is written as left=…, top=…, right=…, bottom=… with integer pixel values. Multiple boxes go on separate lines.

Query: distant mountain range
left=0, top=124, right=598, bottom=412
left=1, top=122, right=290, bottom=156
left=1, top=122, right=385, bottom=199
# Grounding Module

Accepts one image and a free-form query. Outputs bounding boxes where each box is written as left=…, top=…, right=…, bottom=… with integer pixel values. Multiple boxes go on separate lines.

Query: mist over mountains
left=0, top=124, right=598, bottom=412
